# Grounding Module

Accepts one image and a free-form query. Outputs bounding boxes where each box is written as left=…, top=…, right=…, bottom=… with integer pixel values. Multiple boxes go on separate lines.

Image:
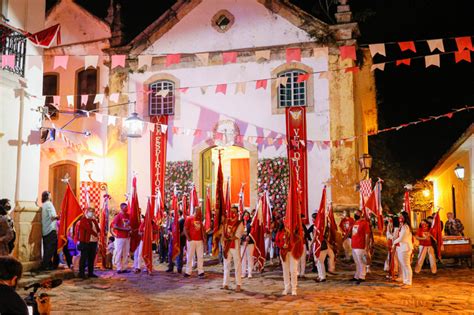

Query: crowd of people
left=0, top=188, right=468, bottom=314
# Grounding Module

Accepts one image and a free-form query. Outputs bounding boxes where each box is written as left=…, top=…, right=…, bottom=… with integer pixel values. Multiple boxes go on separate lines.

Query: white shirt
left=393, top=224, right=413, bottom=252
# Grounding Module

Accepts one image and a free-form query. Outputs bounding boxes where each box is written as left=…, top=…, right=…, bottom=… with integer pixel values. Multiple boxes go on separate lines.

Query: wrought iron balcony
left=0, top=23, right=26, bottom=77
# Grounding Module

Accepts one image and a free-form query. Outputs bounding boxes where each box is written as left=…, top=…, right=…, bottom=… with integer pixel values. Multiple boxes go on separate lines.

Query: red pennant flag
left=171, top=193, right=181, bottom=261
left=57, top=184, right=83, bottom=252
left=455, top=50, right=471, bottom=63
left=216, top=84, right=227, bottom=94
left=166, top=54, right=181, bottom=67
left=327, top=203, right=338, bottom=249
left=129, top=176, right=141, bottom=253
left=193, top=129, right=202, bottom=137
left=182, top=194, right=188, bottom=219
left=296, top=73, right=310, bottom=83
left=340, top=45, right=356, bottom=61
left=99, top=193, right=110, bottom=268
left=313, top=186, right=326, bottom=259
left=398, top=41, right=416, bottom=52
left=212, top=152, right=225, bottom=255
left=142, top=198, right=154, bottom=273
left=223, top=51, right=237, bottom=64
left=396, top=58, right=411, bottom=66
left=430, top=211, right=443, bottom=258
left=250, top=196, right=266, bottom=271
left=455, top=36, right=473, bottom=51
left=403, top=191, right=411, bottom=218
left=445, top=112, right=454, bottom=118
left=179, top=87, right=189, bottom=93
left=286, top=48, right=301, bottom=63
left=256, top=79, right=267, bottom=90
left=26, top=24, right=61, bottom=48
left=205, top=186, right=212, bottom=233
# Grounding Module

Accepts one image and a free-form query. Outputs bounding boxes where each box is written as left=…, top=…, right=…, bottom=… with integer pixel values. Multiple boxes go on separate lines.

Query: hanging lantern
left=454, top=164, right=465, bottom=180
left=358, top=153, right=373, bottom=171
left=124, top=112, right=144, bottom=138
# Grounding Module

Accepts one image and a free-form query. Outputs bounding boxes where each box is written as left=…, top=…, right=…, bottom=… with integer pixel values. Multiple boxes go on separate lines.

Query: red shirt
left=351, top=219, right=369, bottom=249
left=112, top=212, right=131, bottom=239
left=77, top=217, right=100, bottom=243
left=184, top=216, right=203, bottom=241
left=417, top=228, right=431, bottom=247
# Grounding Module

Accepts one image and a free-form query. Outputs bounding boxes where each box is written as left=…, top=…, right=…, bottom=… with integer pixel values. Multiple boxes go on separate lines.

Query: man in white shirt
left=41, top=191, right=59, bottom=270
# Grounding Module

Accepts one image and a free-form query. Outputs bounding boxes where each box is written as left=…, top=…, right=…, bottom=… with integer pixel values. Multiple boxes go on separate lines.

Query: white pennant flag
left=108, top=115, right=117, bottom=126
left=156, top=89, right=170, bottom=97
left=109, top=93, right=120, bottom=103
left=66, top=95, right=74, bottom=108
left=370, top=63, right=385, bottom=71
left=95, top=113, right=103, bottom=123
left=369, top=43, right=386, bottom=57
left=313, top=47, right=329, bottom=60
left=425, top=54, right=440, bottom=68
left=200, top=86, right=208, bottom=95
left=84, top=55, right=99, bottom=69
left=195, top=53, right=209, bottom=65
left=94, top=93, right=104, bottom=105
left=138, top=55, right=153, bottom=69
left=255, top=50, right=271, bottom=61
left=148, top=122, right=155, bottom=132
left=427, top=39, right=445, bottom=53
left=160, top=124, right=168, bottom=133
left=275, top=76, right=289, bottom=87
left=235, top=82, right=246, bottom=94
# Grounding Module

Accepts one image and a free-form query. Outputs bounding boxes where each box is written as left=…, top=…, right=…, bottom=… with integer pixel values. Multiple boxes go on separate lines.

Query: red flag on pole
left=142, top=198, right=154, bottom=273
left=57, top=184, right=83, bottom=252
left=129, top=176, right=141, bottom=253
left=224, top=179, right=231, bottom=220
left=313, top=186, right=326, bottom=259
left=171, top=192, right=181, bottom=261
left=26, top=24, right=61, bottom=48
left=205, top=186, right=212, bottom=233
left=250, top=196, right=266, bottom=271
left=212, top=151, right=224, bottom=256
left=182, top=193, right=188, bottom=219
left=99, top=192, right=110, bottom=268
left=262, top=190, right=272, bottom=233
left=190, top=185, right=199, bottom=216
left=153, top=190, right=164, bottom=226
left=284, top=165, right=304, bottom=260
left=327, top=202, right=337, bottom=250
left=430, top=211, right=443, bottom=258
left=238, top=183, right=245, bottom=220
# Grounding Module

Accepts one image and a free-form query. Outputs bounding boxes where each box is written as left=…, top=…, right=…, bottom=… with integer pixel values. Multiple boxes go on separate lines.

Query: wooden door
left=201, top=149, right=213, bottom=215
left=49, top=161, right=78, bottom=212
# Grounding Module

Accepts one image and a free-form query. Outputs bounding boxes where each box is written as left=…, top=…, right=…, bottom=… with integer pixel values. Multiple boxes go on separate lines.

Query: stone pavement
left=21, top=254, right=473, bottom=314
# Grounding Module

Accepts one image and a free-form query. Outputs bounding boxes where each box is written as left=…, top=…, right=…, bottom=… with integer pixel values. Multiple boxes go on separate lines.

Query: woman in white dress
left=392, top=211, right=413, bottom=287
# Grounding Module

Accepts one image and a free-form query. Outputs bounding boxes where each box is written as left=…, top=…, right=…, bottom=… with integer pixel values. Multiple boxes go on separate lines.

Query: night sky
left=47, top=0, right=474, bottom=179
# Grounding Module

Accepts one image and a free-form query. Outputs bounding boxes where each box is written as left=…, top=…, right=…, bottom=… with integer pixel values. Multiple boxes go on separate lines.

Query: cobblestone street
left=27, top=256, right=473, bottom=314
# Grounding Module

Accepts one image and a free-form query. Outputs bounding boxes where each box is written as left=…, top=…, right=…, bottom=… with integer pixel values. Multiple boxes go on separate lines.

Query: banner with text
left=150, top=115, right=168, bottom=209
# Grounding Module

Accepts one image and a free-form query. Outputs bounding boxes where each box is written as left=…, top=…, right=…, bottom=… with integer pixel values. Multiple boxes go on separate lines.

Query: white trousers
left=114, top=237, right=130, bottom=271
left=352, top=248, right=367, bottom=280
left=397, top=248, right=413, bottom=285
left=223, top=247, right=242, bottom=287
left=186, top=240, right=204, bottom=275
left=133, top=241, right=144, bottom=270
left=342, top=238, right=352, bottom=260
left=264, top=237, right=273, bottom=259
left=415, top=245, right=436, bottom=274
left=241, top=243, right=255, bottom=277
left=298, top=249, right=307, bottom=276
left=281, top=254, right=298, bottom=294
left=315, top=249, right=327, bottom=280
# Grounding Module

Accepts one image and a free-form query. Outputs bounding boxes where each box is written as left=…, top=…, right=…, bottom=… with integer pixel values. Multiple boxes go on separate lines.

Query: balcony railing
left=0, top=23, right=26, bottom=77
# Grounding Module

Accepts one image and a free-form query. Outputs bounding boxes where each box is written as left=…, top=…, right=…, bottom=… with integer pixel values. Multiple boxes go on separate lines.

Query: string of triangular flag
left=45, top=106, right=472, bottom=153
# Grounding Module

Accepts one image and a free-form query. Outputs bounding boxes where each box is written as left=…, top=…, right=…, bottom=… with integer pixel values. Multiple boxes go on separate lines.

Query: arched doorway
left=48, top=160, right=79, bottom=211
left=192, top=143, right=258, bottom=214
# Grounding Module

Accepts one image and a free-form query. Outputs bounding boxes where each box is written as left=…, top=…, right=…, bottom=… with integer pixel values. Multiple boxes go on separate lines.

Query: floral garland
left=164, top=160, right=193, bottom=209
left=257, top=157, right=289, bottom=218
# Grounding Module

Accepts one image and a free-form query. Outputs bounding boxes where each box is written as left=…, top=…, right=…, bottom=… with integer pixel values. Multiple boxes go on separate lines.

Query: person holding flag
left=221, top=205, right=245, bottom=292
left=414, top=219, right=437, bottom=274
left=240, top=210, right=255, bottom=278
left=141, top=198, right=156, bottom=275
left=76, top=207, right=100, bottom=279
left=183, top=207, right=205, bottom=278
left=350, top=209, right=370, bottom=284
left=112, top=203, right=131, bottom=274
left=339, top=210, right=355, bottom=261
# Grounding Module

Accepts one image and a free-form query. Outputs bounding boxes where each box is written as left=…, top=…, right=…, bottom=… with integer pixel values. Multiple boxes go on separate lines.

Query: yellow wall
left=428, top=151, right=473, bottom=238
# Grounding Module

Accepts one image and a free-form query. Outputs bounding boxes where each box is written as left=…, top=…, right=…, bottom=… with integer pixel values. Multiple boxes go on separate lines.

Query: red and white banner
left=285, top=106, right=308, bottom=224
left=150, top=115, right=168, bottom=210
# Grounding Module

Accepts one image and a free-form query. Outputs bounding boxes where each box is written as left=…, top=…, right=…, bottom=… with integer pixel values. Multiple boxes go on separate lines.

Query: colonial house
left=0, top=0, right=46, bottom=269
left=426, top=123, right=473, bottom=238
left=39, top=0, right=377, bottom=223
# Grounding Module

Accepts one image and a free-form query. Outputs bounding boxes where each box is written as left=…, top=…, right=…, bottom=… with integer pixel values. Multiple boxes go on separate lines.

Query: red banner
left=285, top=106, right=308, bottom=224
left=150, top=116, right=168, bottom=209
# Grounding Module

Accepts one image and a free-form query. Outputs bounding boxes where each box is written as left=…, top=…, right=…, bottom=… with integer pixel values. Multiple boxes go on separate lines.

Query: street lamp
left=123, top=112, right=144, bottom=138
left=423, top=189, right=430, bottom=197
left=359, top=153, right=373, bottom=179
left=454, top=164, right=465, bottom=180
